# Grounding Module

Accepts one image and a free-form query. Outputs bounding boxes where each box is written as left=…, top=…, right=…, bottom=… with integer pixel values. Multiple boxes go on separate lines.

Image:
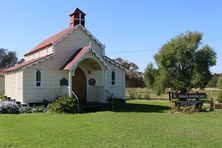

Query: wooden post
left=69, top=70, right=72, bottom=97
left=210, top=98, right=215, bottom=111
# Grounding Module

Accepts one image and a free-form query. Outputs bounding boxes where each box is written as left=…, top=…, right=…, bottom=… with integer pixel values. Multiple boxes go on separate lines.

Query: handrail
left=72, top=91, right=79, bottom=113
left=105, top=89, right=114, bottom=100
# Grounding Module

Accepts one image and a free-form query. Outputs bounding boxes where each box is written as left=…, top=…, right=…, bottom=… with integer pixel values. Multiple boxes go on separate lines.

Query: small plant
left=128, top=89, right=137, bottom=99
left=48, top=96, right=77, bottom=114
left=0, top=101, right=19, bottom=114
left=143, top=92, right=150, bottom=100
left=32, top=105, right=47, bottom=113
left=217, top=91, right=222, bottom=103
left=200, top=104, right=210, bottom=112
left=19, top=105, right=32, bottom=113
left=135, top=93, right=142, bottom=99
left=0, top=93, right=7, bottom=101
left=107, top=96, right=125, bottom=111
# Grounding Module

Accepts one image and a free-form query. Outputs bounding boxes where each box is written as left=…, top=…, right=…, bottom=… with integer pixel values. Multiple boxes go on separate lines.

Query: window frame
left=35, top=69, right=42, bottom=88
left=111, top=70, right=116, bottom=86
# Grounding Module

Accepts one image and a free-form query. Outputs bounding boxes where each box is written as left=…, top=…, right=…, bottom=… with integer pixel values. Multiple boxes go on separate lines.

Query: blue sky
left=0, top=0, right=221, bottom=73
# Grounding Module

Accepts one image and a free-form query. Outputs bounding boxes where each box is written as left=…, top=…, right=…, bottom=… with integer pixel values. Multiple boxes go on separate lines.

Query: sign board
left=170, top=93, right=207, bottom=100
left=168, top=92, right=207, bottom=107
left=175, top=100, right=203, bottom=107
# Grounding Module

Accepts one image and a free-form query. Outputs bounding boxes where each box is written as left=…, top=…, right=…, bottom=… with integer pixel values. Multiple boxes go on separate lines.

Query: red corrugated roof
left=5, top=54, right=52, bottom=72
left=24, top=28, right=72, bottom=56
left=62, top=45, right=90, bottom=70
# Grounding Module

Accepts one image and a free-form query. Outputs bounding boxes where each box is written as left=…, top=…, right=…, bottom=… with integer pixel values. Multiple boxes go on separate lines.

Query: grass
left=1, top=100, right=222, bottom=147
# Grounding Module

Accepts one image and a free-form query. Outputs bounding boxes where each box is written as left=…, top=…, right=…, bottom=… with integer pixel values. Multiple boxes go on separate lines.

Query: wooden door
left=72, top=68, right=87, bottom=103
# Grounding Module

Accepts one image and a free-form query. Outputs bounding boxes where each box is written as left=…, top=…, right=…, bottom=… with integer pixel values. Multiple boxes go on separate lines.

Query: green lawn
left=1, top=100, right=222, bottom=148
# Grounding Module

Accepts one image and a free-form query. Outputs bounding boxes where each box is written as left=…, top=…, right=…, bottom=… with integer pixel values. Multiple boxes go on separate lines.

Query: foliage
left=18, top=58, right=25, bottom=64
left=144, top=63, right=158, bottom=89
left=0, top=91, right=5, bottom=101
left=19, top=106, right=33, bottom=113
left=217, top=76, right=222, bottom=89
left=0, top=101, right=19, bottom=114
left=171, top=105, right=200, bottom=114
left=18, top=104, right=47, bottom=113
left=114, top=57, right=145, bottom=88
left=0, top=48, right=18, bottom=69
left=208, top=73, right=220, bottom=88
left=154, top=31, right=216, bottom=93
left=217, top=91, right=222, bottom=103
left=107, top=96, right=125, bottom=110
left=48, top=96, right=77, bottom=114
left=128, top=88, right=150, bottom=100
left=32, top=105, right=47, bottom=113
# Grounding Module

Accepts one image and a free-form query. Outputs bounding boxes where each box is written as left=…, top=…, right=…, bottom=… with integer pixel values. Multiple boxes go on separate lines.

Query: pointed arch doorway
left=72, top=67, right=87, bottom=103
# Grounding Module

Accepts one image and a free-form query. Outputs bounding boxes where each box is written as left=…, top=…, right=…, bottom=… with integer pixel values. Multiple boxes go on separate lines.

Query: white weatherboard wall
left=5, top=71, right=23, bottom=102
left=25, top=46, right=53, bottom=61
left=105, top=62, right=125, bottom=99
left=0, top=76, right=4, bottom=90
left=53, top=28, right=104, bottom=69
left=22, top=59, right=69, bottom=103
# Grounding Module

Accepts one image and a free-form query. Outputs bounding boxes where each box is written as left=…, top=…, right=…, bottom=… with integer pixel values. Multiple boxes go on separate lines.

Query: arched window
left=111, top=70, right=115, bottom=85
left=60, top=78, right=68, bottom=86
left=36, top=69, right=41, bottom=87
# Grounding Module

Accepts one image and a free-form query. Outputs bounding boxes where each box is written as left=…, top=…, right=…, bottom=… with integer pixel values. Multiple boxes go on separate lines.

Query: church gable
left=23, top=8, right=105, bottom=69
left=51, top=23, right=105, bottom=68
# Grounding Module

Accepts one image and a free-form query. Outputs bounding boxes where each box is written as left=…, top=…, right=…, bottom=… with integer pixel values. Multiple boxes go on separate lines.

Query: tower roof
left=69, top=8, right=86, bottom=16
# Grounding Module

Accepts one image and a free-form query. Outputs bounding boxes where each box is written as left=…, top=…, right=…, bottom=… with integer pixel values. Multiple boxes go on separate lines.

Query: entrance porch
left=62, top=45, right=109, bottom=103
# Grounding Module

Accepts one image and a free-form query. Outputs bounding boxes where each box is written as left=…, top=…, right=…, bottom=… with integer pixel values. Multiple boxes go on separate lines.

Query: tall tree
left=144, top=63, right=158, bottom=89
left=114, top=58, right=145, bottom=88
left=0, top=48, right=18, bottom=69
left=154, top=31, right=216, bottom=93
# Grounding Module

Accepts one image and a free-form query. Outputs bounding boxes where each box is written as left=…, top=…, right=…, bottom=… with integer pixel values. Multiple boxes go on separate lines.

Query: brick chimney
left=69, top=8, right=86, bottom=28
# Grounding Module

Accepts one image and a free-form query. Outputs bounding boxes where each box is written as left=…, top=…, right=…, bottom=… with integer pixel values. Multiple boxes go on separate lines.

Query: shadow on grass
left=114, top=103, right=171, bottom=113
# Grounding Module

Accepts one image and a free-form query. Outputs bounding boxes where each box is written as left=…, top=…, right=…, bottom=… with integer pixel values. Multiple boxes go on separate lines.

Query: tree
left=114, top=58, right=145, bottom=88
left=208, top=73, right=220, bottom=88
left=144, top=63, right=158, bottom=89
left=217, top=76, right=222, bottom=89
left=0, top=48, right=18, bottom=69
left=154, top=31, right=216, bottom=93
left=18, top=58, right=25, bottom=64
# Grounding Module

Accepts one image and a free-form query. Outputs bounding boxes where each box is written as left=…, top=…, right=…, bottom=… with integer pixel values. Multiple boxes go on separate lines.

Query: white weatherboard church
left=4, top=8, right=126, bottom=104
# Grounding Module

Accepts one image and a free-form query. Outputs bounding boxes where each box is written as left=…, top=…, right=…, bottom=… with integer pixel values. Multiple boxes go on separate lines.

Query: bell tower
left=69, top=8, right=86, bottom=28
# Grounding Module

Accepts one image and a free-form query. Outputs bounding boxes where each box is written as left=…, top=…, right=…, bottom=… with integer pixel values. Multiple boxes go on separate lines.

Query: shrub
left=143, top=92, right=150, bottom=100
left=48, top=96, right=77, bottom=114
left=0, top=101, right=19, bottom=114
left=0, top=93, right=7, bottom=101
left=128, top=89, right=137, bottom=99
left=107, top=96, right=125, bottom=111
left=19, top=105, right=32, bottom=113
left=32, top=105, right=47, bottom=113
left=217, top=91, right=222, bottom=103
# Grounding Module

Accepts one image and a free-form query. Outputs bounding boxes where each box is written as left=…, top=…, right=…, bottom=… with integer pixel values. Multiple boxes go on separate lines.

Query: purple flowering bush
left=0, top=101, right=19, bottom=114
